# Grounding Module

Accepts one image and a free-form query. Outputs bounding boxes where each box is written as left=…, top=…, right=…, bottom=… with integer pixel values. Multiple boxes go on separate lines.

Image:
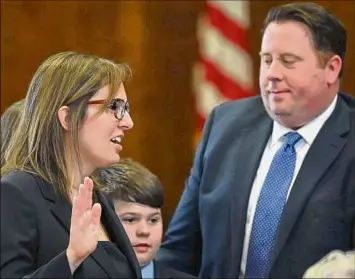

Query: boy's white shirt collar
left=141, top=260, right=154, bottom=279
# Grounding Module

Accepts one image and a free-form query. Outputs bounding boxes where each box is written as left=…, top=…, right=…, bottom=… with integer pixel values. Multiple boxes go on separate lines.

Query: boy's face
left=114, top=200, right=163, bottom=267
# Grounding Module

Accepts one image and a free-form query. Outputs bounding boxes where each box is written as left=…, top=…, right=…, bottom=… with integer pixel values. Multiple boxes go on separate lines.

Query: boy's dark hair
left=97, top=158, right=164, bottom=208
left=263, top=2, right=347, bottom=78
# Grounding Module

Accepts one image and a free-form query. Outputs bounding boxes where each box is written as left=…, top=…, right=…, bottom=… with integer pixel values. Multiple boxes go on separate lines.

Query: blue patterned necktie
left=245, top=131, right=303, bottom=278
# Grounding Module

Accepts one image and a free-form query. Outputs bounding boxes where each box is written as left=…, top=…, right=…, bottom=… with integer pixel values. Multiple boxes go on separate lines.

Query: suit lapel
left=51, top=196, right=72, bottom=233
left=270, top=96, right=350, bottom=270
left=97, top=191, right=142, bottom=278
left=229, top=115, right=273, bottom=276
left=153, top=260, right=170, bottom=279
left=37, top=178, right=72, bottom=233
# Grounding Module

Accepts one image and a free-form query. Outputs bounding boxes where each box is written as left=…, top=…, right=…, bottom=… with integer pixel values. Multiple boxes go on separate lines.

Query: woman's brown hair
left=1, top=51, right=132, bottom=200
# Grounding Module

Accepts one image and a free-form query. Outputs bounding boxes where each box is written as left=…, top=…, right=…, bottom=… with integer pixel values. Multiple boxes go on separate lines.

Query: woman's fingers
left=91, top=203, right=102, bottom=227
left=72, top=184, right=85, bottom=219
left=67, top=179, right=101, bottom=269
left=76, top=203, right=101, bottom=233
left=83, top=177, right=93, bottom=210
left=75, top=177, right=93, bottom=214
left=72, top=178, right=100, bottom=228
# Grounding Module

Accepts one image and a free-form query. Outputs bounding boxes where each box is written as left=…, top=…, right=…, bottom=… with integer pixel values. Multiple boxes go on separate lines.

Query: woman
left=1, top=99, right=25, bottom=167
left=1, top=52, right=140, bottom=278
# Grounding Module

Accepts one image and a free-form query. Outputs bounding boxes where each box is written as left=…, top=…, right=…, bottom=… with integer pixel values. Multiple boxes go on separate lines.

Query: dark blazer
left=157, top=93, right=355, bottom=278
left=154, top=260, right=197, bottom=279
left=0, top=170, right=142, bottom=278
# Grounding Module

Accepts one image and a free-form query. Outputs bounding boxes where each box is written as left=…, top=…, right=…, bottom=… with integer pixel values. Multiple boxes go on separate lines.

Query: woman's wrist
left=66, top=248, right=83, bottom=274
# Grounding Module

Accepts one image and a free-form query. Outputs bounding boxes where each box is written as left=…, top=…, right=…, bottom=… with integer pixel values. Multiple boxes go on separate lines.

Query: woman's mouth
left=110, top=136, right=122, bottom=144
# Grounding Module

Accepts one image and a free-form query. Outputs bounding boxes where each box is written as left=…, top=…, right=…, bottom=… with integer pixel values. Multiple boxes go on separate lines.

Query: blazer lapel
left=229, top=115, right=273, bottom=277
left=96, top=191, right=142, bottom=278
left=270, top=96, right=350, bottom=271
left=37, top=178, right=72, bottom=233
left=51, top=196, right=72, bottom=233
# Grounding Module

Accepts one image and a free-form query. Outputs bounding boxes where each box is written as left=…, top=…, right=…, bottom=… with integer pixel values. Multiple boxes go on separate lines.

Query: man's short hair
left=263, top=2, right=347, bottom=78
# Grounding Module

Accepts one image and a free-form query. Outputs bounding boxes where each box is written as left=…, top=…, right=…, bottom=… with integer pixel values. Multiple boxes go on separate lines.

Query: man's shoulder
left=208, top=95, right=269, bottom=130
left=339, top=92, right=355, bottom=110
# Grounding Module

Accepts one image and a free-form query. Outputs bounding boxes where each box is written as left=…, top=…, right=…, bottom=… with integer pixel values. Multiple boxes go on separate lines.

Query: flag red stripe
left=206, top=2, right=249, bottom=53
left=203, top=58, right=254, bottom=100
left=194, top=1, right=253, bottom=146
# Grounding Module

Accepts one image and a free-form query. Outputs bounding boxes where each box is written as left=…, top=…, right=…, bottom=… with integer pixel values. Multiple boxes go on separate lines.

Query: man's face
left=114, top=201, right=163, bottom=267
left=259, top=21, right=340, bottom=128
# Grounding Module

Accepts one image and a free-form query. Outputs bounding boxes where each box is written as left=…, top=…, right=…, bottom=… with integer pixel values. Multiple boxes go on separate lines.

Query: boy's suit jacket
left=154, top=260, right=197, bottom=278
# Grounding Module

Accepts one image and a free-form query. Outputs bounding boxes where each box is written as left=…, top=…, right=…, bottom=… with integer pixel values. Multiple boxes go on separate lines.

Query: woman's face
left=78, top=83, right=133, bottom=172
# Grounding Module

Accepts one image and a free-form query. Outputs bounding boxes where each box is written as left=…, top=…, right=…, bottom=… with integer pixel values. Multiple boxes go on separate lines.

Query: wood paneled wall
left=1, top=1, right=354, bottom=226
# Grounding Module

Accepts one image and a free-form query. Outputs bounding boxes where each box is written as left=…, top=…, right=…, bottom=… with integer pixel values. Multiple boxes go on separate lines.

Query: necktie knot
left=283, top=132, right=302, bottom=148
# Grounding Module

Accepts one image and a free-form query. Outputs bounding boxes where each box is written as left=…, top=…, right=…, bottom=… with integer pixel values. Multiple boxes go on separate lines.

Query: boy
left=97, top=158, right=196, bottom=279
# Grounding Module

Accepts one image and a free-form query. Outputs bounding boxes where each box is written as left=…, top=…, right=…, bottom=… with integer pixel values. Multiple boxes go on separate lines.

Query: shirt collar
left=141, top=261, right=154, bottom=279
left=271, top=94, right=338, bottom=147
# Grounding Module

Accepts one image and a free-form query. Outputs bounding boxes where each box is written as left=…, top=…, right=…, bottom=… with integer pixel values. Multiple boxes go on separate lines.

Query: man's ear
left=325, top=54, right=342, bottom=85
left=58, top=106, right=70, bottom=131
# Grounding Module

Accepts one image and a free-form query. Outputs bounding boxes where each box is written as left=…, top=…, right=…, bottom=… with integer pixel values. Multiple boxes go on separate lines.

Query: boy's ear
left=58, top=106, right=70, bottom=131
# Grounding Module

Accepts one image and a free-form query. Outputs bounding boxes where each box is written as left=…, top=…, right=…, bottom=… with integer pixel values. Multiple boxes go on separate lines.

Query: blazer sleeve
left=0, top=179, right=72, bottom=278
left=157, top=108, right=216, bottom=276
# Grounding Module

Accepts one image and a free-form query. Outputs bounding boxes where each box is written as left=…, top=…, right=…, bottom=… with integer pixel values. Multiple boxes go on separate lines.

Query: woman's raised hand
left=66, top=177, right=102, bottom=273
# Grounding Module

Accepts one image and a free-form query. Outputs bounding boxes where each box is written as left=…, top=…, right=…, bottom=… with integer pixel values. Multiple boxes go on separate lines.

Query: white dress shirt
left=239, top=95, right=338, bottom=277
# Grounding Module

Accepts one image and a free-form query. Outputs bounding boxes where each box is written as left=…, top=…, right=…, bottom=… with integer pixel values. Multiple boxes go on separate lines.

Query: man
left=157, top=2, right=355, bottom=278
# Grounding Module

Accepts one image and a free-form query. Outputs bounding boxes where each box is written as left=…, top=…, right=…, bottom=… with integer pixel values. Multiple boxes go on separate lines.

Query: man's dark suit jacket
left=157, top=93, right=355, bottom=278
left=0, top=170, right=142, bottom=278
left=154, top=260, right=197, bottom=278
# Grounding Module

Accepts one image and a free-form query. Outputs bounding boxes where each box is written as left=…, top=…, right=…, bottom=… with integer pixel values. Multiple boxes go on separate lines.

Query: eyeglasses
left=87, top=98, right=130, bottom=120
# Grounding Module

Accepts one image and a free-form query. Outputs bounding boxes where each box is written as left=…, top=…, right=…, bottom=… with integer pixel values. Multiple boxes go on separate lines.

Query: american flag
left=193, top=0, right=254, bottom=145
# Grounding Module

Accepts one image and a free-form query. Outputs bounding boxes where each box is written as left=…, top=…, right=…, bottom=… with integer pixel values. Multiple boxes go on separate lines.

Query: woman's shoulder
left=2, top=169, right=38, bottom=183
left=1, top=170, right=46, bottom=215
left=1, top=170, right=44, bottom=194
